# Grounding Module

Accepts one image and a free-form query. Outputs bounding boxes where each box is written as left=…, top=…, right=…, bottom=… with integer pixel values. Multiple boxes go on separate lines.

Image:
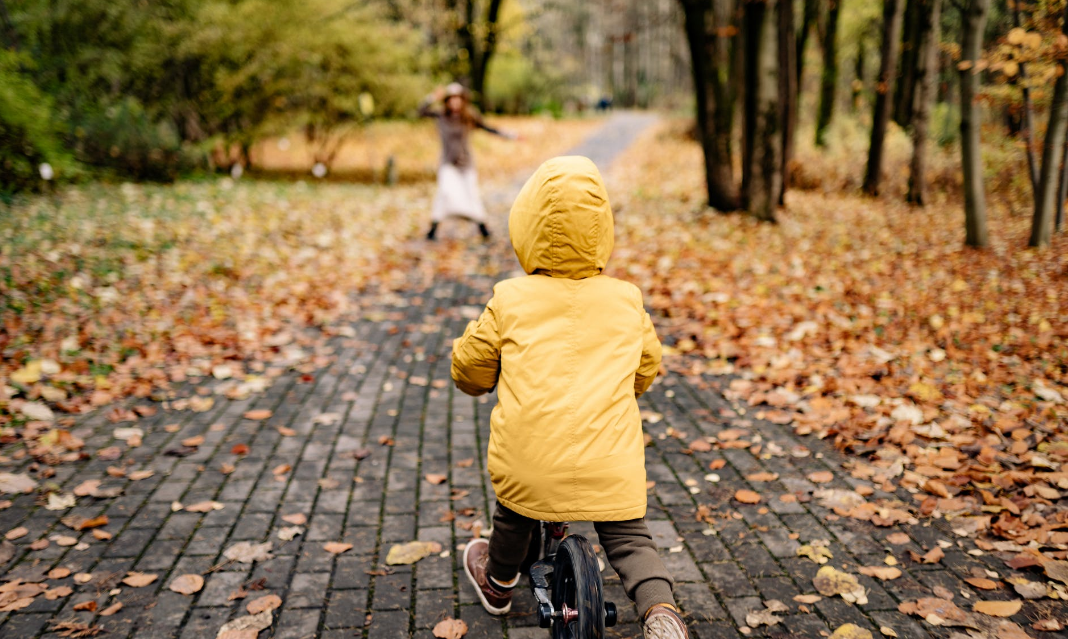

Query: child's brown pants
left=487, top=501, right=676, bottom=616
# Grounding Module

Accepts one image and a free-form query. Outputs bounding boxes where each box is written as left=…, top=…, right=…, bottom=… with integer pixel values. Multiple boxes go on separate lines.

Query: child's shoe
left=643, top=604, right=688, bottom=639
left=462, top=538, right=513, bottom=615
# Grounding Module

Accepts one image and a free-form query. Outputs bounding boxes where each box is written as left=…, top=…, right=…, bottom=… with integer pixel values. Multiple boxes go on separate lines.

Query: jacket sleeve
left=417, top=96, right=440, bottom=118
left=634, top=311, right=661, bottom=398
left=451, top=299, right=501, bottom=396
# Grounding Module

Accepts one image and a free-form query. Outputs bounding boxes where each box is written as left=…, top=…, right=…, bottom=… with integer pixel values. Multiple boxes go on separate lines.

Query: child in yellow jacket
left=452, top=156, right=688, bottom=639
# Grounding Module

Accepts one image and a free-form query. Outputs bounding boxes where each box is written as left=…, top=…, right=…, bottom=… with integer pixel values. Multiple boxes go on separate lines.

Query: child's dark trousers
left=487, top=501, right=676, bottom=615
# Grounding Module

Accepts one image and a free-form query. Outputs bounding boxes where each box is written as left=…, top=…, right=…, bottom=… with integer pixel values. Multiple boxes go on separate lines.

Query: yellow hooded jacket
left=451, top=156, right=662, bottom=522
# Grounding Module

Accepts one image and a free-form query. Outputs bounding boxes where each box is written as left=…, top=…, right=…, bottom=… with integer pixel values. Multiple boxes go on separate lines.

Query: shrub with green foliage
left=0, top=51, right=76, bottom=195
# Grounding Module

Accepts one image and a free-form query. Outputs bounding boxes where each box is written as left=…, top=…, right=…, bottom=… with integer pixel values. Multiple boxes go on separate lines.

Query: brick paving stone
left=0, top=113, right=998, bottom=639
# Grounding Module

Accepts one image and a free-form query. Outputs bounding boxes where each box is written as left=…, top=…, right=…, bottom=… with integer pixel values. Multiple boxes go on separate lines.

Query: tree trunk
left=681, top=0, right=742, bottom=211
left=1030, top=1, right=1068, bottom=248
left=906, top=0, right=941, bottom=205
left=469, top=0, right=504, bottom=108
left=796, top=0, right=818, bottom=89
left=863, top=0, right=907, bottom=196
left=959, top=0, right=989, bottom=248
left=893, top=0, right=922, bottom=127
left=779, top=0, right=797, bottom=205
left=815, top=0, right=841, bottom=147
left=1056, top=128, right=1068, bottom=231
left=743, top=0, right=781, bottom=221
left=1013, top=3, right=1039, bottom=195
left=852, top=34, right=866, bottom=112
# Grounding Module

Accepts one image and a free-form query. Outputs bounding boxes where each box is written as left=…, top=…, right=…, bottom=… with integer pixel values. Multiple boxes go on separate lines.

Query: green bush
left=72, top=98, right=204, bottom=182
left=0, top=51, right=76, bottom=195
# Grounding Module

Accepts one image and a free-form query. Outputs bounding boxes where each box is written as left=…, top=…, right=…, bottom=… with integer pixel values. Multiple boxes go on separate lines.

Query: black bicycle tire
left=551, top=535, right=605, bottom=639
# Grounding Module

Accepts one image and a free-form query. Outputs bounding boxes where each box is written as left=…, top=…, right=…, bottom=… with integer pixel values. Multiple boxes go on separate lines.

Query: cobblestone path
left=0, top=114, right=1040, bottom=639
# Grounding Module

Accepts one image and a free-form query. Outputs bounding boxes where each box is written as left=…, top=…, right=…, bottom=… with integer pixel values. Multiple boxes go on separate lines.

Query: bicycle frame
left=531, top=521, right=570, bottom=626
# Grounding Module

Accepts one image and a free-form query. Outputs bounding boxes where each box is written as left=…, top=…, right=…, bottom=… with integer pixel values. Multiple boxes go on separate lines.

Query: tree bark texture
left=1013, top=2, right=1039, bottom=195
left=815, top=0, right=841, bottom=147
left=863, top=0, right=906, bottom=196
left=681, top=0, right=742, bottom=211
left=906, top=0, right=941, bottom=206
left=796, top=0, right=818, bottom=89
left=743, top=0, right=781, bottom=221
left=959, top=0, right=989, bottom=248
left=1030, top=1, right=1068, bottom=248
left=892, top=0, right=922, bottom=128
left=779, top=0, right=797, bottom=205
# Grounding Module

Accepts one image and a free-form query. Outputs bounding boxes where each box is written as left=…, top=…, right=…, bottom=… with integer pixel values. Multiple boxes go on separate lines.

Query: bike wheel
left=551, top=535, right=605, bottom=639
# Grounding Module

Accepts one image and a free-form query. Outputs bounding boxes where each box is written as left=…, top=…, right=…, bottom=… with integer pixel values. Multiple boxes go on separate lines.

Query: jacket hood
left=509, top=156, right=614, bottom=279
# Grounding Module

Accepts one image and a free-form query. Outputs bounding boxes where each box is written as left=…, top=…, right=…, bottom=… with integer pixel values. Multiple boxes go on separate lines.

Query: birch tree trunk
left=906, top=0, right=941, bottom=206
left=863, top=0, right=906, bottom=196
left=959, top=0, right=989, bottom=248
left=1030, top=1, right=1068, bottom=248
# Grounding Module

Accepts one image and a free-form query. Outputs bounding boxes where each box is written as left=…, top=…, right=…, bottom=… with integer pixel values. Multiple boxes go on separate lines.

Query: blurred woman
left=419, top=83, right=517, bottom=240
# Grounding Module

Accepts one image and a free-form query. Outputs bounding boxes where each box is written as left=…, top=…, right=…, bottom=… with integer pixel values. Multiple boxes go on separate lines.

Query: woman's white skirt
left=432, top=163, right=486, bottom=223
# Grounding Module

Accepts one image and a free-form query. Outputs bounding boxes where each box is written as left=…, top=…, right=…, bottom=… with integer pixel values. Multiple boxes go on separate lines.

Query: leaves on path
left=216, top=609, right=273, bottom=638
left=733, top=489, right=761, bottom=504
left=972, top=600, right=1022, bottom=617
left=323, top=542, right=353, bottom=554
left=0, top=474, right=37, bottom=494
left=121, top=572, right=158, bottom=587
left=745, top=599, right=787, bottom=628
left=432, top=618, right=468, bottom=639
left=608, top=121, right=1068, bottom=554
left=223, top=541, right=273, bottom=563
left=246, top=594, right=282, bottom=614
left=385, top=540, right=442, bottom=565
left=168, top=574, right=204, bottom=595
left=830, top=624, right=873, bottom=639
left=812, top=566, right=867, bottom=604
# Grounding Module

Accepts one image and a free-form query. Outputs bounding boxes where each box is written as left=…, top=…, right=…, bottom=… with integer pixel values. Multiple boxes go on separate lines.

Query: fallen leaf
left=168, top=574, right=204, bottom=595
left=915, top=547, right=944, bottom=564
left=246, top=594, right=282, bottom=614
left=813, top=566, right=868, bottom=604
left=734, top=489, right=761, bottom=504
left=830, top=624, right=874, bottom=639
left=128, top=470, right=153, bottom=481
left=386, top=540, right=442, bottom=565
left=277, top=526, right=303, bottom=541
left=216, top=610, right=273, bottom=637
left=746, top=472, right=779, bottom=482
left=122, top=572, right=158, bottom=587
left=797, top=543, right=833, bottom=564
left=99, top=601, right=122, bottom=616
left=432, top=617, right=468, bottom=639
left=281, top=513, right=307, bottom=525
left=807, top=471, right=834, bottom=484
left=689, top=439, right=713, bottom=452
left=223, top=541, right=273, bottom=563
left=276, top=427, right=296, bottom=437
left=964, top=577, right=998, bottom=590
left=973, top=600, right=1022, bottom=617
left=181, top=435, right=204, bottom=447
left=746, top=599, right=788, bottom=627
left=886, top=532, right=910, bottom=545
left=794, top=594, right=822, bottom=604
left=184, top=501, right=223, bottom=513
left=231, top=444, right=250, bottom=455
left=0, top=473, right=36, bottom=494
left=48, top=567, right=71, bottom=579
left=44, top=586, right=72, bottom=600
left=1043, top=560, right=1068, bottom=585
left=243, top=410, right=272, bottom=420
left=456, top=458, right=474, bottom=468
left=73, top=600, right=97, bottom=611
left=424, top=473, right=447, bottom=485
left=323, top=542, right=353, bottom=554
left=858, top=566, right=902, bottom=580
left=5, top=527, right=27, bottom=540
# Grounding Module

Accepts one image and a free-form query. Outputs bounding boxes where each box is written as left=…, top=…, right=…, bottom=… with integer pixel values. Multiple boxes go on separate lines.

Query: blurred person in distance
left=418, top=82, right=518, bottom=241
